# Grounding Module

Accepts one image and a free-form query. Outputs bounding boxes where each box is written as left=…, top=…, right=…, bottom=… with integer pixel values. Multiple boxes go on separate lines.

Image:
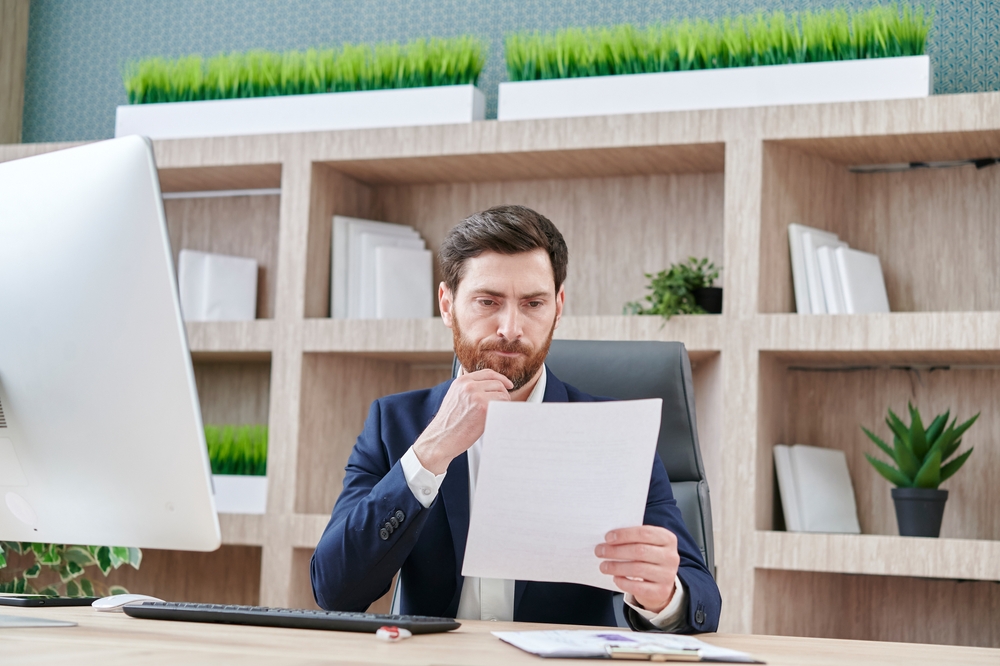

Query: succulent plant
left=862, top=403, right=978, bottom=489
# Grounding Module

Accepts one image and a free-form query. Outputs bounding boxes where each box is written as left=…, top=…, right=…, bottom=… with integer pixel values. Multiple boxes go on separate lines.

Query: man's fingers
left=599, top=560, right=669, bottom=583
left=612, top=576, right=673, bottom=603
left=605, top=526, right=676, bottom=547
left=464, top=368, right=514, bottom=389
left=595, top=542, right=676, bottom=565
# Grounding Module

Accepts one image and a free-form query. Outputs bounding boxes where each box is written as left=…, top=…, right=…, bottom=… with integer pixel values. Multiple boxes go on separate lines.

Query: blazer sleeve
left=624, top=454, right=722, bottom=633
left=310, top=399, right=433, bottom=611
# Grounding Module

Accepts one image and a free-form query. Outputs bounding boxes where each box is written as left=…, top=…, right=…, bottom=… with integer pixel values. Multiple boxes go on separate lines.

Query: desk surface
left=1, top=606, right=998, bottom=666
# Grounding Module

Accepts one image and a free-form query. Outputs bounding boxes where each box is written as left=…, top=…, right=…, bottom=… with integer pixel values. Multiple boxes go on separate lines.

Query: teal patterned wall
left=21, top=0, right=1000, bottom=143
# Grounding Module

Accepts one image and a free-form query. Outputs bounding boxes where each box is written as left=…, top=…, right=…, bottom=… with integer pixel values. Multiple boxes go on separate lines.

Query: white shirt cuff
left=401, top=446, right=447, bottom=509
left=623, top=577, right=687, bottom=631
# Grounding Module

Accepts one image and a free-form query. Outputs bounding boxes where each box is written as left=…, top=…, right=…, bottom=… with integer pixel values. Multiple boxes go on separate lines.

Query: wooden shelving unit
left=3, top=92, right=999, bottom=647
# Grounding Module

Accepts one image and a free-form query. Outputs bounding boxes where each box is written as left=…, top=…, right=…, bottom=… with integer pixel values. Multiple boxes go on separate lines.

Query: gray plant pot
left=891, top=487, right=948, bottom=537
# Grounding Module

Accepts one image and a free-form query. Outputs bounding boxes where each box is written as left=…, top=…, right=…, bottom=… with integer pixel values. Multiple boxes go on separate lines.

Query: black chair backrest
left=452, top=339, right=715, bottom=576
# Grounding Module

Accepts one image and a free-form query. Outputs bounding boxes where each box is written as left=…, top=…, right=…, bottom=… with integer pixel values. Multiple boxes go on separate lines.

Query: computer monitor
left=0, top=136, right=221, bottom=551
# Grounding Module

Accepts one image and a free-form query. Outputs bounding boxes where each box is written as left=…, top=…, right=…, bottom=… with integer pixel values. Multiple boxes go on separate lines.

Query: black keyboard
left=123, top=602, right=461, bottom=634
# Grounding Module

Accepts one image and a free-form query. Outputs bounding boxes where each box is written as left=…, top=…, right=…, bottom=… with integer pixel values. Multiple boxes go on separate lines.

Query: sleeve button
left=695, top=609, right=705, bottom=624
left=384, top=521, right=394, bottom=534
left=396, top=510, right=405, bottom=522
left=379, top=528, right=389, bottom=541
left=389, top=516, right=399, bottom=529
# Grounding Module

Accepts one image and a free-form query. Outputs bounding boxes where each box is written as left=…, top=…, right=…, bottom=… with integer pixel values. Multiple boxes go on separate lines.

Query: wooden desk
left=2, top=606, right=998, bottom=665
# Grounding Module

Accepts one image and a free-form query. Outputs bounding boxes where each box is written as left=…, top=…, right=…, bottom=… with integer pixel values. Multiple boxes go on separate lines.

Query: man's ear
left=553, top=284, right=565, bottom=330
left=439, top=282, right=455, bottom=328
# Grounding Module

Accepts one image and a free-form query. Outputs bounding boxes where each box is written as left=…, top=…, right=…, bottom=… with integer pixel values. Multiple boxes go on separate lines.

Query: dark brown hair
left=439, top=205, right=568, bottom=294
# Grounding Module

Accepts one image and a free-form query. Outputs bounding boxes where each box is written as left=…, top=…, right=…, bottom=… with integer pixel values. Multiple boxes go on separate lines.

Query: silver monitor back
left=0, top=136, right=221, bottom=550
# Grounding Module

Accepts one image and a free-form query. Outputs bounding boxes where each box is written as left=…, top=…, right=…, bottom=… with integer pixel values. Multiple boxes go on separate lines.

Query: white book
left=788, top=224, right=839, bottom=314
left=177, top=249, right=258, bottom=322
left=334, top=217, right=420, bottom=319
left=835, top=247, right=890, bottom=314
left=375, top=246, right=434, bottom=319
left=773, top=445, right=803, bottom=532
left=802, top=230, right=845, bottom=314
left=816, top=245, right=846, bottom=315
left=789, top=444, right=861, bottom=534
left=358, top=232, right=426, bottom=318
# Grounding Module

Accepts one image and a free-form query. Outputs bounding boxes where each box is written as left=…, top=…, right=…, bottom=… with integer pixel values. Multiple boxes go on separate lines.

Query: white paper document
left=494, top=630, right=758, bottom=662
left=462, top=399, right=662, bottom=591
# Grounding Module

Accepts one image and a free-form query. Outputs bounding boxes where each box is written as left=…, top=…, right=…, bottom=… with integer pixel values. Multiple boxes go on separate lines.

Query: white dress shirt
left=399, top=365, right=687, bottom=629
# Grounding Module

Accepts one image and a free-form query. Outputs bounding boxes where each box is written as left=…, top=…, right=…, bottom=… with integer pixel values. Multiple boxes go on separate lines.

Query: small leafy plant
left=0, top=542, right=141, bottom=597
left=505, top=3, right=931, bottom=82
left=124, top=36, right=487, bottom=104
left=206, top=425, right=268, bottom=476
left=625, top=257, right=719, bottom=320
left=862, top=404, right=978, bottom=488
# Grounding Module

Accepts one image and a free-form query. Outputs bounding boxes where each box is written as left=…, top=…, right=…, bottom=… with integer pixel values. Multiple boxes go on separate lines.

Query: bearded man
left=310, top=205, right=721, bottom=632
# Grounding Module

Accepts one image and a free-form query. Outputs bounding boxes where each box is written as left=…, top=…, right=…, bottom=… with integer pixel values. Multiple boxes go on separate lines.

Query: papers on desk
left=0, top=615, right=76, bottom=628
left=462, top=399, right=661, bottom=591
left=494, top=630, right=759, bottom=662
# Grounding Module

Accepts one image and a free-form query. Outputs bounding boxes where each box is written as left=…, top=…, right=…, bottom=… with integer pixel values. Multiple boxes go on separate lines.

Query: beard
left=452, top=314, right=555, bottom=392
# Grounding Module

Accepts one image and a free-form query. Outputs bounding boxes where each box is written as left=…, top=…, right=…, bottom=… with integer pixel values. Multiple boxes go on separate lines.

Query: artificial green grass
left=505, top=3, right=931, bottom=82
left=124, top=36, right=487, bottom=104
left=205, top=425, right=268, bottom=476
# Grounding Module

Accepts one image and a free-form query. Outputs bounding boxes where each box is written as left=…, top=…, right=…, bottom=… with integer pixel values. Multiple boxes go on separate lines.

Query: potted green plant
left=207, top=425, right=269, bottom=515
left=862, top=404, right=978, bottom=537
left=625, top=257, right=721, bottom=320
left=117, top=36, right=487, bottom=139
left=499, top=4, right=931, bottom=120
left=0, top=542, right=141, bottom=597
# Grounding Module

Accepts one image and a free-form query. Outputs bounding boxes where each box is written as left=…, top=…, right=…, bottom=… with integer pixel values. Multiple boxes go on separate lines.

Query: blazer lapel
left=514, top=365, right=569, bottom=618
left=440, top=450, right=470, bottom=612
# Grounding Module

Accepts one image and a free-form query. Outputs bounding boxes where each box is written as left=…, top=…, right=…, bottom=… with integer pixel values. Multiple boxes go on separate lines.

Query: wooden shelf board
left=779, top=129, right=1000, bottom=167
left=757, top=313, right=1000, bottom=356
left=186, top=321, right=274, bottom=357
left=756, top=531, right=1000, bottom=581
left=159, top=164, right=282, bottom=192
left=556, top=315, right=723, bottom=353
left=326, top=144, right=725, bottom=185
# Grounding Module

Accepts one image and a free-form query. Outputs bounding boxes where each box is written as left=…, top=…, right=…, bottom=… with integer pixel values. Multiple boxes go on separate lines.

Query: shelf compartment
left=757, top=351, right=1000, bottom=541
left=759, top=133, right=1000, bottom=314
left=754, top=568, right=1000, bottom=648
left=755, top=531, right=1000, bottom=581
left=193, top=358, right=272, bottom=428
left=305, top=155, right=725, bottom=319
left=165, top=189, right=281, bottom=319
left=104, top=545, right=262, bottom=605
left=295, top=353, right=452, bottom=515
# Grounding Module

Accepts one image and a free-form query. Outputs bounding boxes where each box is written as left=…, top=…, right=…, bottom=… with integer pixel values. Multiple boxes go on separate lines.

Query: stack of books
left=788, top=223, right=890, bottom=314
left=330, top=216, right=434, bottom=320
left=773, top=444, right=861, bottom=533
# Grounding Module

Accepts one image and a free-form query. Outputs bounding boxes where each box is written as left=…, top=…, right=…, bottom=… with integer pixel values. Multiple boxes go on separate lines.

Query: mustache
left=477, top=338, right=532, bottom=354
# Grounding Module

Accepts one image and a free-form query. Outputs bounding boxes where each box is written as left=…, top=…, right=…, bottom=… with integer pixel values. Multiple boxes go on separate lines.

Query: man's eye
left=479, top=299, right=495, bottom=306
left=527, top=301, right=542, bottom=308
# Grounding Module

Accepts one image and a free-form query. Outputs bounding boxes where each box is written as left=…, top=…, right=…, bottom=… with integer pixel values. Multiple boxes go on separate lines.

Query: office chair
left=449, top=339, right=715, bottom=627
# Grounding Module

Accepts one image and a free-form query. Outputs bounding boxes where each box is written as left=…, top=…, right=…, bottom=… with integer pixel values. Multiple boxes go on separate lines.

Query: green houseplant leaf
left=940, top=447, right=974, bottom=483
left=912, top=449, right=941, bottom=489
left=908, top=402, right=928, bottom=459
left=864, top=453, right=911, bottom=487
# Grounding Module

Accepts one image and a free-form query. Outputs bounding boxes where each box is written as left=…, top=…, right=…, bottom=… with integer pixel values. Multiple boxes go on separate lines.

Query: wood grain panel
left=295, top=354, right=450, bottom=515
left=766, top=361, right=1000, bottom=540
left=754, top=569, right=1000, bottom=648
left=327, top=144, right=725, bottom=185
left=104, top=546, right=262, bottom=606
left=756, top=531, right=1000, bottom=581
left=781, top=130, right=1000, bottom=166
left=193, top=361, right=271, bottom=426
left=164, top=194, right=281, bottom=318
left=158, top=164, right=282, bottom=192
left=848, top=165, right=1000, bottom=312
left=759, top=143, right=853, bottom=313
left=0, top=0, right=29, bottom=144
left=371, top=173, right=724, bottom=317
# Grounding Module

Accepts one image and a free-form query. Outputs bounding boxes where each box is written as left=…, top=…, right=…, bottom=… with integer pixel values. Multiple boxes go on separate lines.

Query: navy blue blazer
left=311, top=368, right=721, bottom=632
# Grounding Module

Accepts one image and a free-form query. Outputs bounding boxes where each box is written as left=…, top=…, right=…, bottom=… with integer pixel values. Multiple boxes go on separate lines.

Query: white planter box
left=498, top=55, right=930, bottom=121
left=178, top=249, right=258, bottom=322
left=116, top=84, right=486, bottom=140
left=213, top=475, right=268, bottom=514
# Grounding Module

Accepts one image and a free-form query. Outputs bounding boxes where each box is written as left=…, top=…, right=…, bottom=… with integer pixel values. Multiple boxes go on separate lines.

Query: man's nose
left=496, top=303, right=523, bottom=340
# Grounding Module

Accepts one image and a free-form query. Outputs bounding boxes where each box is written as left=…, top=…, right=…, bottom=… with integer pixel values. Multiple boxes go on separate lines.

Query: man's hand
left=411, top=369, right=513, bottom=474
left=595, top=526, right=680, bottom=614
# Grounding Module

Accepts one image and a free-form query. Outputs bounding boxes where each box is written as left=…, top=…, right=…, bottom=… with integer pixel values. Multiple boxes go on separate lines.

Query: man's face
left=440, top=248, right=565, bottom=392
